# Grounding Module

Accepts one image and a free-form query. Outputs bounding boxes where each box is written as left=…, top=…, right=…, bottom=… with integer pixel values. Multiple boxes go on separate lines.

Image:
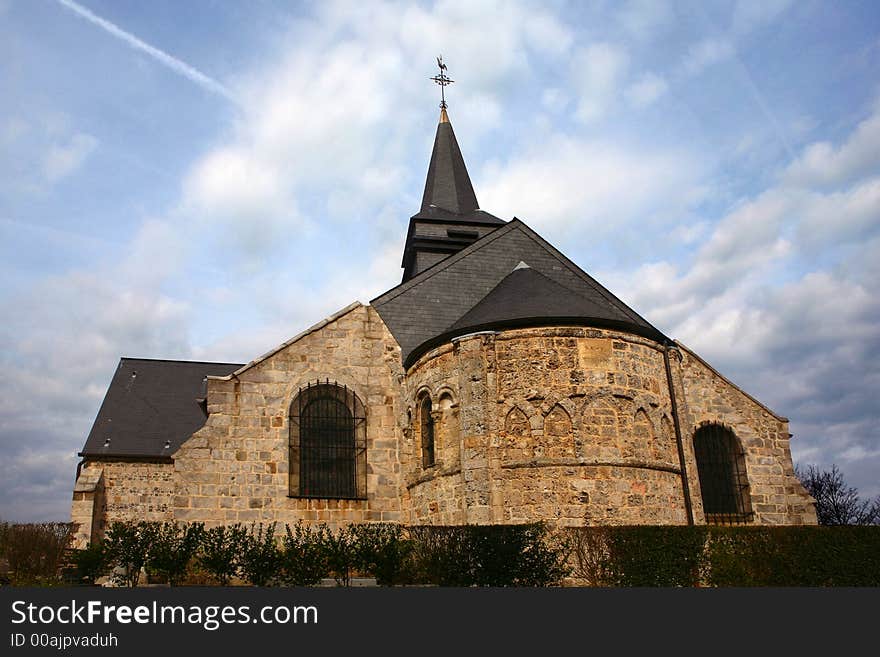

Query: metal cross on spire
left=430, top=55, right=454, bottom=110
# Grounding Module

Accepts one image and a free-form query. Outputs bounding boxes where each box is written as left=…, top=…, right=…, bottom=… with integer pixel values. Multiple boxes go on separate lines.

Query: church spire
left=399, top=59, right=504, bottom=282
left=421, top=57, right=479, bottom=215
left=419, top=111, right=479, bottom=215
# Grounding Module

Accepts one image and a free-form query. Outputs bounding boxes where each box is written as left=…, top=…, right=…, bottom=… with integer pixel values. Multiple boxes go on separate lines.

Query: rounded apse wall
left=404, top=326, right=689, bottom=526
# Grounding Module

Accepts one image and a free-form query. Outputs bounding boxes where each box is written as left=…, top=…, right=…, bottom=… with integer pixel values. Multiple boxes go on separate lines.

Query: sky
left=1, top=0, right=878, bottom=522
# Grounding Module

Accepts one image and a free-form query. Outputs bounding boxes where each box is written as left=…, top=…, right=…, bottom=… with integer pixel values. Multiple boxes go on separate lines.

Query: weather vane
left=430, top=55, right=454, bottom=110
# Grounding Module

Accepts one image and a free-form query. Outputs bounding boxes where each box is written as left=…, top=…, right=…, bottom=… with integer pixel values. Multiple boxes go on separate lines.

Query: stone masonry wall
left=172, top=303, right=405, bottom=529
left=71, top=460, right=175, bottom=547
left=405, top=327, right=691, bottom=526
left=76, top=313, right=814, bottom=534
left=676, top=343, right=817, bottom=525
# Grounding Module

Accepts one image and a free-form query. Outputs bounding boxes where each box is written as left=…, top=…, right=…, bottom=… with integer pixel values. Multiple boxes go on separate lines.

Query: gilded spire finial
left=430, top=55, right=454, bottom=111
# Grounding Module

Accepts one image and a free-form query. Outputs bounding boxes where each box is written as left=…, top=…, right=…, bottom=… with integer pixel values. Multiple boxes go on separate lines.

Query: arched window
left=289, top=382, right=366, bottom=499
left=693, top=423, right=752, bottom=524
left=420, top=396, right=435, bottom=468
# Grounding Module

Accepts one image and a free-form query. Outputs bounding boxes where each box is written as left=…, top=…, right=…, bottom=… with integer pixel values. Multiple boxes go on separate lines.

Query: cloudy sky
left=1, top=0, right=878, bottom=521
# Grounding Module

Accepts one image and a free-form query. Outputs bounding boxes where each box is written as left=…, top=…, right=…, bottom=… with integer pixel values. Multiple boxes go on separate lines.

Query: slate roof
left=401, top=110, right=505, bottom=281
left=372, top=219, right=668, bottom=367
left=420, top=108, right=481, bottom=216
left=450, top=264, right=629, bottom=331
left=80, top=358, right=242, bottom=459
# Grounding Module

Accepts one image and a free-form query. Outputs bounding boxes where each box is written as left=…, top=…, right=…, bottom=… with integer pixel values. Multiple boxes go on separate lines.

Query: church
left=70, top=78, right=817, bottom=547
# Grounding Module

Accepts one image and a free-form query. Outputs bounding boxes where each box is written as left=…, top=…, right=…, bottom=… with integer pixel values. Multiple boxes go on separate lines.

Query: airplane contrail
left=56, top=0, right=236, bottom=102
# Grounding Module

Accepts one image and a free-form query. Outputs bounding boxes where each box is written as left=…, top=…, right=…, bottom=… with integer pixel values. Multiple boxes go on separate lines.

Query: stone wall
left=70, top=459, right=175, bottom=547
left=404, top=327, right=691, bottom=526
left=676, top=343, right=817, bottom=525
left=171, top=303, right=405, bottom=529
left=73, top=313, right=815, bottom=534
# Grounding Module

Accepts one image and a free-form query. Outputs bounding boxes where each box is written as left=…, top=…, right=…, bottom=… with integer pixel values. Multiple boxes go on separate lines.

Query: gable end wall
left=676, top=346, right=817, bottom=525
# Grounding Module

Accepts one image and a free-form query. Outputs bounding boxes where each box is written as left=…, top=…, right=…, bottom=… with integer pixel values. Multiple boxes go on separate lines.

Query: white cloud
left=783, top=101, right=880, bottom=188
left=616, top=0, right=672, bottom=40
left=571, top=43, right=629, bottom=123
left=43, top=132, right=98, bottom=182
left=184, top=149, right=291, bottom=224
left=541, top=88, right=569, bottom=113
left=480, top=135, right=700, bottom=235
left=625, top=72, right=668, bottom=108
left=176, top=0, right=573, bottom=264
left=670, top=220, right=709, bottom=245
left=0, top=266, right=192, bottom=520
left=796, top=177, right=880, bottom=249
left=681, top=38, right=735, bottom=77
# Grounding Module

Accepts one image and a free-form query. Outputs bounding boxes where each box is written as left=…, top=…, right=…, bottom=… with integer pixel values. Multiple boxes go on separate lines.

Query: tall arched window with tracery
left=420, top=395, right=435, bottom=468
left=289, top=381, right=366, bottom=499
left=693, top=423, right=752, bottom=524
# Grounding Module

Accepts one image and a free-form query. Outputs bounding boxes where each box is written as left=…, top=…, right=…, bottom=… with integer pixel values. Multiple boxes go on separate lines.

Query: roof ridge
left=513, top=220, right=663, bottom=334
left=119, top=357, right=245, bottom=366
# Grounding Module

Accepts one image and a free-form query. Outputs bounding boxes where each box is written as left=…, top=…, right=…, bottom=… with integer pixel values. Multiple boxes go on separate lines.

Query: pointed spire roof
left=420, top=109, right=480, bottom=215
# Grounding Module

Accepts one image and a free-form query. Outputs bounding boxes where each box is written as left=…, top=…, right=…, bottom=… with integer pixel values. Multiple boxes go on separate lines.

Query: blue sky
left=1, top=0, right=878, bottom=521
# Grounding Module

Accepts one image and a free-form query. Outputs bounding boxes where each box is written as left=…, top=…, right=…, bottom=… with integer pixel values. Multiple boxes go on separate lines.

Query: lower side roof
left=80, top=358, right=242, bottom=459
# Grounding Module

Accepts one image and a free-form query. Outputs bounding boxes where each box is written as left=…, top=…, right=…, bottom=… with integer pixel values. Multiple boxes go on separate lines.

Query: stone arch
left=416, top=390, right=435, bottom=469
left=579, top=397, right=622, bottom=460
left=436, top=386, right=457, bottom=408
left=540, top=395, right=580, bottom=431
left=288, top=381, right=366, bottom=499
left=414, top=385, right=433, bottom=406
left=543, top=404, right=575, bottom=459
left=436, top=389, right=460, bottom=468
left=285, top=373, right=369, bottom=423
left=655, top=414, right=677, bottom=463
left=626, top=407, right=654, bottom=461
left=692, top=422, right=753, bottom=524
left=501, top=405, right=532, bottom=463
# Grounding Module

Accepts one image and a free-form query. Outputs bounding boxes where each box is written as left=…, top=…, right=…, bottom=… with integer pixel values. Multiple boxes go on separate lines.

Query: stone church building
left=71, top=105, right=816, bottom=547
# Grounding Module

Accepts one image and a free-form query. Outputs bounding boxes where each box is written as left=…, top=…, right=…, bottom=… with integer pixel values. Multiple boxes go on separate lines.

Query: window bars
left=420, top=396, right=435, bottom=468
left=693, top=423, right=753, bottom=525
left=289, top=381, right=366, bottom=499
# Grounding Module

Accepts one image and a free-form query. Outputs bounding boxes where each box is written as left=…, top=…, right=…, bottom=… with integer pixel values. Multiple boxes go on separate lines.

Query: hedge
left=704, top=526, right=880, bottom=586
left=3, top=520, right=878, bottom=587
left=567, top=525, right=880, bottom=586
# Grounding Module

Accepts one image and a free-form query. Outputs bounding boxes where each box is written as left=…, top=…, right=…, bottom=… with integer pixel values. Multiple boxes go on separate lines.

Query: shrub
left=568, top=527, right=612, bottom=586
left=706, top=526, right=880, bottom=586
left=198, top=524, right=246, bottom=585
left=564, top=525, right=880, bottom=587
left=146, top=522, right=204, bottom=586
left=705, top=527, right=779, bottom=587
left=72, top=541, right=108, bottom=585
left=601, top=526, right=708, bottom=587
left=349, top=523, right=412, bottom=586
left=239, top=523, right=282, bottom=587
left=322, top=524, right=357, bottom=586
left=505, top=523, right=570, bottom=586
left=403, top=524, right=568, bottom=587
left=104, top=521, right=158, bottom=587
left=0, top=520, right=9, bottom=555
left=404, top=526, right=470, bottom=586
left=2, top=523, right=75, bottom=586
left=279, top=522, right=330, bottom=586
